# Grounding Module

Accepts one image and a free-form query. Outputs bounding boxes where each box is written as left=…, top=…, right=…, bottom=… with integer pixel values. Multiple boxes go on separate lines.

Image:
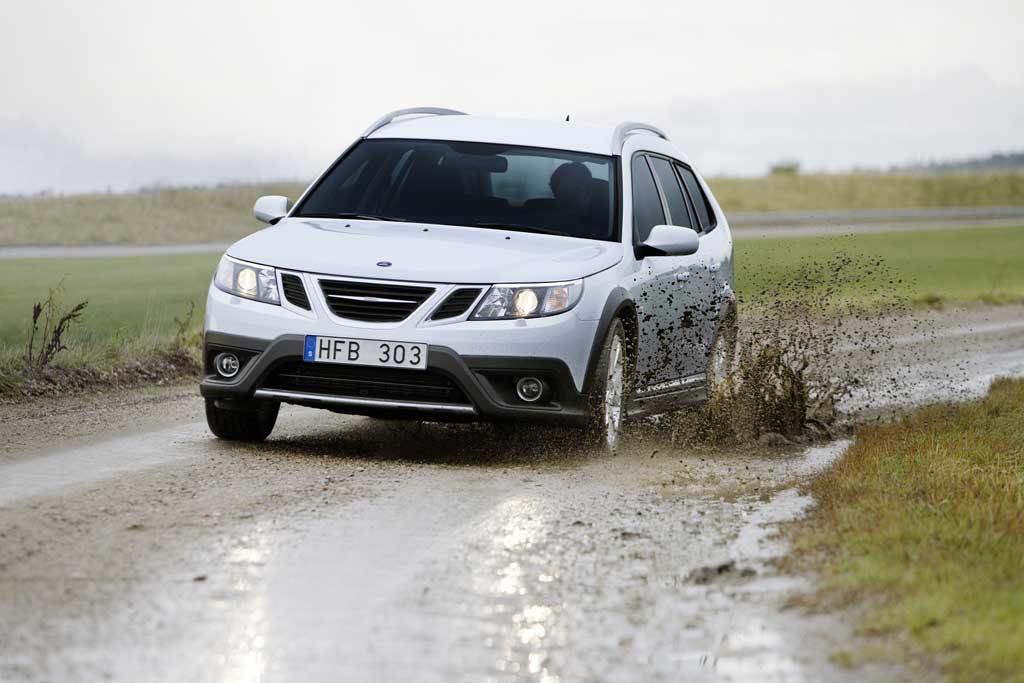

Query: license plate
left=303, top=335, right=427, bottom=370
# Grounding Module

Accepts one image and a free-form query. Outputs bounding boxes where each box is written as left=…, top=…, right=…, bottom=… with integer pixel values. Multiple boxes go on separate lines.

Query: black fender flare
left=712, top=283, right=737, bottom=332
left=581, top=287, right=637, bottom=395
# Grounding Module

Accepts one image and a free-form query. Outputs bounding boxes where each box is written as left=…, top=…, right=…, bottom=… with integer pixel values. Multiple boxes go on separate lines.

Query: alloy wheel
left=604, top=334, right=625, bottom=450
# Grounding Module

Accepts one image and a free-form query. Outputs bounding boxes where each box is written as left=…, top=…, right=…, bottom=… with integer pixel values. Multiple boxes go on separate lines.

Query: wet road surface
left=1, top=305, right=1022, bottom=682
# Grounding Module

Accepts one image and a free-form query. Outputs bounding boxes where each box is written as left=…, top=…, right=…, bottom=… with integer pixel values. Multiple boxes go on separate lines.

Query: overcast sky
left=2, top=0, right=1022, bottom=194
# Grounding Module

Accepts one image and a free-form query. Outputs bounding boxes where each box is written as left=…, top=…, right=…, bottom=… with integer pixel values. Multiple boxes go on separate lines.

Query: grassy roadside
left=2, top=173, right=1023, bottom=247
left=0, top=253, right=216, bottom=347
left=0, top=254, right=212, bottom=399
left=793, top=378, right=1024, bottom=682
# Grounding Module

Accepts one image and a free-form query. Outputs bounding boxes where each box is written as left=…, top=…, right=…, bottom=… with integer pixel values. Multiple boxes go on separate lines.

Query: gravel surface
left=0, top=304, right=1021, bottom=682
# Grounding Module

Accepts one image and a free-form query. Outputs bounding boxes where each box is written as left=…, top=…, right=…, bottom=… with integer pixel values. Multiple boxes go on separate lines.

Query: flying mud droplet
left=648, top=247, right=939, bottom=446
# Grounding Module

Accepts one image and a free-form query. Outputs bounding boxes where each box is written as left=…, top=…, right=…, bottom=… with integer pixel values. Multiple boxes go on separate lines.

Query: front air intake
left=430, top=288, right=482, bottom=320
left=281, top=273, right=310, bottom=310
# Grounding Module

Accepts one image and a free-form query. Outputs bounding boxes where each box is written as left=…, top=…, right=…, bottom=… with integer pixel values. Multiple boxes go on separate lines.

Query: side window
left=649, top=157, right=694, bottom=229
left=631, top=155, right=665, bottom=243
left=675, top=164, right=717, bottom=231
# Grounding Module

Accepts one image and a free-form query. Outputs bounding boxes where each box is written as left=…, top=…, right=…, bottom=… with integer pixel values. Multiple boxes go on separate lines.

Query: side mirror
left=253, top=195, right=290, bottom=225
left=638, top=224, right=699, bottom=257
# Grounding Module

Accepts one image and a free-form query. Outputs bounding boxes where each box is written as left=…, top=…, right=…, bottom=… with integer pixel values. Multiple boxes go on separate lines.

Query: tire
left=583, top=318, right=629, bottom=451
left=205, top=398, right=279, bottom=442
left=706, top=309, right=738, bottom=395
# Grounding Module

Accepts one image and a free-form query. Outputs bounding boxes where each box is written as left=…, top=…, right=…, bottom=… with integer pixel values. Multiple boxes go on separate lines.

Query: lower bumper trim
left=202, top=332, right=585, bottom=424
left=253, top=388, right=479, bottom=416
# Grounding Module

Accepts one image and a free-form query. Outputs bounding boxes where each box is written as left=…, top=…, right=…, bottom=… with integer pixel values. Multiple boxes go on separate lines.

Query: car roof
left=366, top=114, right=622, bottom=157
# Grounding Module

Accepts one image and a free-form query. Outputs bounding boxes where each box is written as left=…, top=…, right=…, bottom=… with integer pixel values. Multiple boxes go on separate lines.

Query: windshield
left=294, top=139, right=618, bottom=241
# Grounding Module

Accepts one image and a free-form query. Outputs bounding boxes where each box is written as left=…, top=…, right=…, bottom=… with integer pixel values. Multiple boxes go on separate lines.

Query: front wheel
left=205, top=398, right=279, bottom=441
left=584, top=319, right=629, bottom=451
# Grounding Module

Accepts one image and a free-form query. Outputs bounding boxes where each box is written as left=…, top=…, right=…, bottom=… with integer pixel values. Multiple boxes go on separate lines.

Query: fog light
left=515, top=376, right=547, bottom=403
left=214, top=352, right=241, bottom=379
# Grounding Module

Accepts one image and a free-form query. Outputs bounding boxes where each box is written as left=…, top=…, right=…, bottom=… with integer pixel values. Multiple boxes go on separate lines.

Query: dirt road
left=1, top=305, right=1022, bottom=682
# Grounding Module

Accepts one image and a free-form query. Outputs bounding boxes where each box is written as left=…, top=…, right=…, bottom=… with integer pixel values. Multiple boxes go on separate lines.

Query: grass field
left=710, top=171, right=1024, bottom=213
left=1, top=225, right=1020, bottom=367
left=735, top=226, right=1024, bottom=308
left=0, top=254, right=216, bottom=353
left=2, top=172, right=1023, bottom=247
left=795, top=377, right=1024, bottom=682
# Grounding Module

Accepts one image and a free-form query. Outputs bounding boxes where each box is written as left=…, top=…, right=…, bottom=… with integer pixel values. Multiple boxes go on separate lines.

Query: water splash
left=664, top=251, right=921, bottom=445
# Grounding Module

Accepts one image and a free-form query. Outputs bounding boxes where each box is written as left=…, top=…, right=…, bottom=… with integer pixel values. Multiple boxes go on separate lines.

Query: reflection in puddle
left=477, top=497, right=561, bottom=681
left=712, top=618, right=803, bottom=681
left=217, top=530, right=271, bottom=683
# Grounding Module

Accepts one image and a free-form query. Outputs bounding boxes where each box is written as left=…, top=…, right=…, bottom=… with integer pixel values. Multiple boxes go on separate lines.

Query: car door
left=630, top=154, right=710, bottom=389
left=648, top=155, right=718, bottom=379
left=675, top=162, right=729, bottom=358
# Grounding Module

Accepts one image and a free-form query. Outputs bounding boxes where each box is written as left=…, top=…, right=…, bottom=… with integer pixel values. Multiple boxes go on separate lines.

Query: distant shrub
left=768, top=160, right=801, bottom=176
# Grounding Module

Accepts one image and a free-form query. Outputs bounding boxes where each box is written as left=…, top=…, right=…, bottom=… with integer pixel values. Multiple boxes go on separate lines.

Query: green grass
left=0, top=182, right=306, bottom=247
left=0, top=253, right=216, bottom=352
left=735, top=226, right=1024, bottom=308
left=709, top=172, right=1024, bottom=213
left=794, top=377, right=1024, bottom=682
left=0, top=225, right=1020, bottom=376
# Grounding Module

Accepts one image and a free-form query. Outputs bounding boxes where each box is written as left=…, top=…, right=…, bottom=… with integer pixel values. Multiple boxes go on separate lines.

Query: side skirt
left=627, top=374, right=707, bottom=419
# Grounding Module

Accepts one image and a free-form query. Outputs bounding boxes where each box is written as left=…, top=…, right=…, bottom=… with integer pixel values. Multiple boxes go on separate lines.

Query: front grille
left=263, top=361, right=471, bottom=405
left=431, top=288, right=482, bottom=320
left=281, top=273, right=310, bottom=310
left=319, top=279, right=435, bottom=322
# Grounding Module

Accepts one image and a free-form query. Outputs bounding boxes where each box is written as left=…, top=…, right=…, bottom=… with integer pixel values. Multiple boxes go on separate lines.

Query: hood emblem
left=376, top=261, right=392, bottom=267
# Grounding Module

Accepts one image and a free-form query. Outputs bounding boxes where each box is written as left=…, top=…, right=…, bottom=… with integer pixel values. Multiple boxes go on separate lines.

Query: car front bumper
left=201, top=281, right=601, bottom=424
left=200, top=331, right=589, bottom=425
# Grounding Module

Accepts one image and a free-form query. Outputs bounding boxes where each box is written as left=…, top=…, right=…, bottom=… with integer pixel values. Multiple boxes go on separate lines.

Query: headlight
left=214, top=256, right=280, bottom=305
left=471, top=280, right=583, bottom=320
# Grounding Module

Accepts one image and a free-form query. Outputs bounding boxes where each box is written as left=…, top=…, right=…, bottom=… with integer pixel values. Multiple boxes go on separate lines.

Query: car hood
left=227, top=218, right=623, bottom=283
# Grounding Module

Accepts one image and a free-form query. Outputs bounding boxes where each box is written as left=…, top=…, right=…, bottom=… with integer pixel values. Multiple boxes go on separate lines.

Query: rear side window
left=631, top=156, right=665, bottom=243
left=675, top=164, right=717, bottom=232
left=649, top=156, right=694, bottom=229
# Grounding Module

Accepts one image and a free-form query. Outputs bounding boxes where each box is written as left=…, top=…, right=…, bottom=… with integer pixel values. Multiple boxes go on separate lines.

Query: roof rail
left=611, top=121, right=669, bottom=154
left=362, top=107, right=468, bottom=137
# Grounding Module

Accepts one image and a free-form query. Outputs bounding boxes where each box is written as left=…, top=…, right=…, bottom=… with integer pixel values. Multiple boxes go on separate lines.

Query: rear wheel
left=584, top=319, right=629, bottom=451
left=205, top=398, right=279, bottom=441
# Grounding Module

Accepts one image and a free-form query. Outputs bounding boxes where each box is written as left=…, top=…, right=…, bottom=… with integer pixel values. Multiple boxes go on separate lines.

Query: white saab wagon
left=201, top=107, right=734, bottom=450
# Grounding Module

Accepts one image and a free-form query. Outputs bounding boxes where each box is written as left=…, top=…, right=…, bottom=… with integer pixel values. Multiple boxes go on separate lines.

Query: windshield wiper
left=469, top=222, right=570, bottom=237
left=301, top=212, right=408, bottom=222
